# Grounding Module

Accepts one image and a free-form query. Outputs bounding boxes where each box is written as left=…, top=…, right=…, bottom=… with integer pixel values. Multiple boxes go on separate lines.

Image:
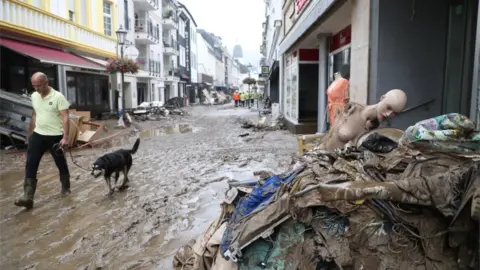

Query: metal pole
left=248, top=69, right=251, bottom=108
left=256, top=86, right=259, bottom=108
left=120, top=45, right=126, bottom=114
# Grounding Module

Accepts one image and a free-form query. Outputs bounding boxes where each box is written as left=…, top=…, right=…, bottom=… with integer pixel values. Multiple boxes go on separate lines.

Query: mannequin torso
left=320, top=89, right=407, bottom=151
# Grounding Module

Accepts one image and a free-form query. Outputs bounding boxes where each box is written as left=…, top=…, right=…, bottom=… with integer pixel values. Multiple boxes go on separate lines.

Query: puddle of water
left=139, top=124, right=193, bottom=138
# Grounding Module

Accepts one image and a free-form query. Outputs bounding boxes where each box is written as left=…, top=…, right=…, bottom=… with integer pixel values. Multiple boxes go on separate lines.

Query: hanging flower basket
left=105, top=57, right=140, bottom=74
left=243, top=77, right=256, bottom=85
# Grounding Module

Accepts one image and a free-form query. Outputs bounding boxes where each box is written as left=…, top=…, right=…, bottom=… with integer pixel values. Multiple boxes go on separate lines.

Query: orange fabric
left=233, top=93, right=240, bottom=101
left=327, top=78, right=349, bottom=126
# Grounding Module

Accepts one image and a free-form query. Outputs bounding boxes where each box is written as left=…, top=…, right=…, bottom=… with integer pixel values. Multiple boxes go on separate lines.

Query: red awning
left=0, top=38, right=105, bottom=70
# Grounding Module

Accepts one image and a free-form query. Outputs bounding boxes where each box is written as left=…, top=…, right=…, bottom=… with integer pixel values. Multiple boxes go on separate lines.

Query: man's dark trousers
left=25, top=132, right=70, bottom=179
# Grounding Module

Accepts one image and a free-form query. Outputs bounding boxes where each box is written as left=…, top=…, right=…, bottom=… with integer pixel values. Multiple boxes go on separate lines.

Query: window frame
left=103, top=1, right=112, bottom=36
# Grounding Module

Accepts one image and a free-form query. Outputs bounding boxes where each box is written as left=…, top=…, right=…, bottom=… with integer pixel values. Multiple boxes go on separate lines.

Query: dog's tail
left=130, top=138, right=140, bottom=154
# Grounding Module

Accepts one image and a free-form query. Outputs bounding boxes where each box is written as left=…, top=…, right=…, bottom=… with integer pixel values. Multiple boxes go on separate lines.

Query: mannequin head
left=334, top=72, right=343, bottom=80
left=376, top=89, right=407, bottom=121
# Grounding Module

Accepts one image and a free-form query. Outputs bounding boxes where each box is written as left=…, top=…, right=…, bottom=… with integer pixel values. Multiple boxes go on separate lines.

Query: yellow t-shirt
left=31, top=88, right=70, bottom=136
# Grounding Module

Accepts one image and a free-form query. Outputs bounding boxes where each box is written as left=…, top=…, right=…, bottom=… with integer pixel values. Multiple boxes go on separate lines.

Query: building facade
left=1, top=0, right=118, bottom=118
left=273, top=0, right=480, bottom=134
left=176, top=2, right=198, bottom=103
left=114, top=0, right=164, bottom=110
left=162, top=0, right=180, bottom=101
left=197, top=29, right=225, bottom=90
left=196, top=31, right=216, bottom=91
left=261, top=0, right=284, bottom=104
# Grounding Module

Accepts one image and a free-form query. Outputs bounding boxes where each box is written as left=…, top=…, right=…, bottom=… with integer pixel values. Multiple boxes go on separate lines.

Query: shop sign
left=295, top=0, right=310, bottom=14
left=329, top=25, right=352, bottom=53
left=260, top=66, right=270, bottom=77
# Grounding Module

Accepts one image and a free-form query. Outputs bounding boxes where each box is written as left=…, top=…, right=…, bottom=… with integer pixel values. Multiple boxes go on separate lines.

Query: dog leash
left=52, top=143, right=91, bottom=171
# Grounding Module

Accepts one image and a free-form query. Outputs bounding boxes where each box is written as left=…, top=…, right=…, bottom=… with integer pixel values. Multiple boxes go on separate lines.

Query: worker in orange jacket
left=233, top=91, right=240, bottom=107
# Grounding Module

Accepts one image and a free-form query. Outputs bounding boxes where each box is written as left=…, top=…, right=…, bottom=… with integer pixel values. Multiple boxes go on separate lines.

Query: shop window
left=67, top=76, right=77, bottom=106
left=66, top=72, right=110, bottom=111
left=284, top=55, right=298, bottom=121
left=92, top=79, right=101, bottom=105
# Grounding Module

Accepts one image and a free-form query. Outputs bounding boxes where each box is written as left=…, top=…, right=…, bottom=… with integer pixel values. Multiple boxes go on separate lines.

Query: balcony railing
left=137, top=57, right=162, bottom=77
left=149, top=60, right=162, bottom=77
left=133, top=0, right=159, bottom=11
left=135, top=18, right=160, bottom=43
left=164, top=65, right=180, bottom=82
left=163, top=39, right=179, bottom=50
left=162, top=9, right=178, bottom=22
left=0, top=0, right=117, bottom=56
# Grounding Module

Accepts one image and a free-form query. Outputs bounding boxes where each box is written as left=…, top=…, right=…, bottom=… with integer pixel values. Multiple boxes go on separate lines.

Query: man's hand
left=60, top=137, right=68, bottom=146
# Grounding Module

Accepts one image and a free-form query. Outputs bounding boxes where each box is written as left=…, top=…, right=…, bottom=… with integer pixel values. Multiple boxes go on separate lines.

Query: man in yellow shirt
left=14, top=72, right=71, bottom=210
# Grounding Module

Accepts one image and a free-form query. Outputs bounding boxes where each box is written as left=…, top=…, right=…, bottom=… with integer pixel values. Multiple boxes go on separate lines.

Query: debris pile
left=202, top=89, right=231, bottom=105
left=173, top=114, right=480, bottom=270
left=240, top=115, right=285, bottom=131
left=126, top=101, right=187, bottom=123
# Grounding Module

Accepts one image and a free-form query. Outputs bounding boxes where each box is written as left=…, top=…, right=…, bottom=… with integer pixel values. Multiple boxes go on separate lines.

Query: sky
left=179, top=0, right=264, bottom=69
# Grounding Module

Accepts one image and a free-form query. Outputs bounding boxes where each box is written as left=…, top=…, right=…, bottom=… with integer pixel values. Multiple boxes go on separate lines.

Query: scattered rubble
left=173, top=119, right=480, bottom=270
left=240, top=116, right=285, bottom=131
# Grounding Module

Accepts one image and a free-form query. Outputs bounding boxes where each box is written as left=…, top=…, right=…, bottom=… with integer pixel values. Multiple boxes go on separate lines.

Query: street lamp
left=253, top=85, right=258, bottom=108
left=116, top=25, right=127, bottom=115
left=247, top=64, right=252, bottom=108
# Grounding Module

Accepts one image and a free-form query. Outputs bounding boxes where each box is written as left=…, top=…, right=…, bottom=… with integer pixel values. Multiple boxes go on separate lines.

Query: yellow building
left=1, top=0, right=118, bottom=57
left=0, top=0, right=121, bottom=116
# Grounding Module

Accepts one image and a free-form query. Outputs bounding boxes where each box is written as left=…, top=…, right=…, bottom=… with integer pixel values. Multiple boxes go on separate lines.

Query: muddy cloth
left=238, top=219, right=305, bottom=270
left=401, top=113, right=480, bottom=153
left=288, top=146, right=480, bottom=269
left=219, top=167, right=305, bottom=255
left=359, top=132, right=398, bottom=153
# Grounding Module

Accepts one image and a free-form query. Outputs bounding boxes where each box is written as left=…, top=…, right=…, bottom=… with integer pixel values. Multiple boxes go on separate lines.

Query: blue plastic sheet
left=220, top=166, right=305, bottom=255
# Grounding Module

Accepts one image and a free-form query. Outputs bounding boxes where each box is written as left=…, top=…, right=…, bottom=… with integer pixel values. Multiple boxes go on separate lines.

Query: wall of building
left=190, top=21, right=198, bottom=83
left=215, top=58, right=225, bottom=87
left=197, top=33, right=216, bottom=78
left=230, top=60, right=241, bottom=87
left=116, top=0, right=165, bottom=105
left=1, top=0, right=117, bottom=57
left=370, top=0, right=449, bottom=129
left=265, top=0, right=283, bottom=63
left=177, top=16, right=187, bottom=72
left=349, top=0, right=370, bottom=104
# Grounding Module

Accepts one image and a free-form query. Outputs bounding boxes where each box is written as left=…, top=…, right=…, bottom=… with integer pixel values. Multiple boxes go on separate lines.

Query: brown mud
left=0, top=104, right=297, bottom=269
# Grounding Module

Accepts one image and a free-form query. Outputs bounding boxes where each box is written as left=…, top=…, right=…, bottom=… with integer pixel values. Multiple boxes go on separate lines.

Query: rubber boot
left=14, top=178, right=37, bottom=210
left=60, top=174, right=71, bottom=196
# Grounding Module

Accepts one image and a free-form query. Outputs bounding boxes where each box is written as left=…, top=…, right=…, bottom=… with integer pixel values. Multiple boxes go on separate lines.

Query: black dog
left=91, top=138, right=140, bottom=194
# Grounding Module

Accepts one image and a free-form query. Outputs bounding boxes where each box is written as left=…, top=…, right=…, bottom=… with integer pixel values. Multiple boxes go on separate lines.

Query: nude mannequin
left=321, top=89, right=407, bottom=151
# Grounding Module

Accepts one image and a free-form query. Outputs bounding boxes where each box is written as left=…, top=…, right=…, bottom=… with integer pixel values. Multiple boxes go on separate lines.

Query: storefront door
left=137, top=83, right=147, bottom=105
left=443, top=0, right=478, bottom=116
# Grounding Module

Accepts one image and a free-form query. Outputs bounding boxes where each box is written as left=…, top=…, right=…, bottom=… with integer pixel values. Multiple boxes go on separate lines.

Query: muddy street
left=0, top=105, right=298, bottom=270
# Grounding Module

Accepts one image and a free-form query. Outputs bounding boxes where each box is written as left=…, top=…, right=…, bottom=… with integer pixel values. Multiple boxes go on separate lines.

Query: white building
left=229, top=57, right=242, bottom=89
left=214, top=57, right=225, bottom=87
left=113, top=0, right=166, bottom=109
left=176, top=2, right=198, bottom=103
left=161, top=0, right=180, bottom=100
left=261, top=0, right=283, bottom=104
left=196, top=32, right=216, bottom=88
